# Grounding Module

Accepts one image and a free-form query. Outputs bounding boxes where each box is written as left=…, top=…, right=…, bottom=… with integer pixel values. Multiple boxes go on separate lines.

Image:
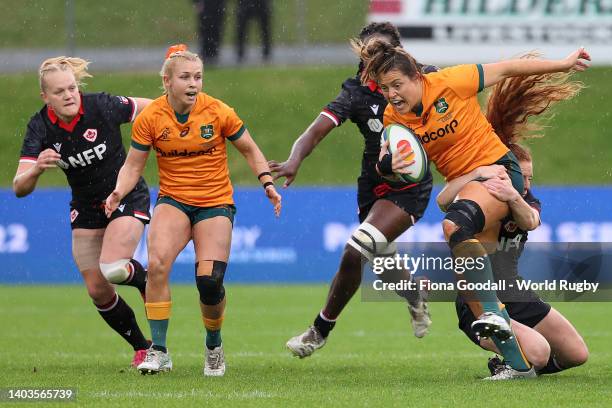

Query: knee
left=530, top=340, right=551, bottom=369
left=147, top=254, right=171, bottom=280
left=565, top=341, right=589, bottom=367
left=195, top=260, right=227, bottom=305
left=443, top=199, right=486, bottom=248
left=99, top=258, right=130, bottom=284
left=442, top=219, right=458, bottom=243
left=346, top=222, right=396, bottom=262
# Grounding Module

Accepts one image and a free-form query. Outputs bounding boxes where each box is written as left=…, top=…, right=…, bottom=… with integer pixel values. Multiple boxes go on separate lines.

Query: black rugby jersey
left=490, top=189, right=541, bottom=281
left=19, top=92, right=146, bottom=204
left=321, top=66, right=438, bottom=186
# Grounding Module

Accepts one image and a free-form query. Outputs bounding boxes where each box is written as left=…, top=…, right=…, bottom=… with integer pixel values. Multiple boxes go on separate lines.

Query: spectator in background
left=236, top=0, right=272, bottom=63
left=193, top=0, right=226, bottom=65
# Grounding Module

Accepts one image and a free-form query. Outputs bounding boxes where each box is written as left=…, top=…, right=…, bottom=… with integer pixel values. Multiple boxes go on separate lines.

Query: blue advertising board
left=1, top=186, right=611, bottom=283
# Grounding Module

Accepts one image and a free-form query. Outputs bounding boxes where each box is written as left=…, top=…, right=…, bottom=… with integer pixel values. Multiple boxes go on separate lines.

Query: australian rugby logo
left=435, top=98, right=449, bottom=114
left=82, top=128, right=98, bottom=142
left=200, top=124, right=214, bottom=139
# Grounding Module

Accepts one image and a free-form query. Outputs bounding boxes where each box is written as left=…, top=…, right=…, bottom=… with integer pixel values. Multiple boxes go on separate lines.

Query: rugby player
left=359, top=39, right=590, bottom=379
left=436, top=64, right=588, bottom=378
left=272, top=22, right=437, bottom=358
left=105, top=45, right=281, bottom=376
left=13, top=57, right=153, bottom=368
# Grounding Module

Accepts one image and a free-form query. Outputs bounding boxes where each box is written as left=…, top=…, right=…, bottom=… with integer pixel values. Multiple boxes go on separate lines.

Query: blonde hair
left=160, top=49, right=203, bottom=94
left=39, top=56, right=92, bottom=90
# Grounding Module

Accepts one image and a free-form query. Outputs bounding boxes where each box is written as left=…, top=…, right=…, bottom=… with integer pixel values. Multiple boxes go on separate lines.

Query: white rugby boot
left=204, top=345, right=226, bottom=377
left=407, top=277, right=432, bottom=338
left=137, top=347, right=173, bottom=374
left=286, top=326, right=326, bottom=358
left=471, top=312, right=513, bottom=342
left=484, top=365, right=537, bottom=380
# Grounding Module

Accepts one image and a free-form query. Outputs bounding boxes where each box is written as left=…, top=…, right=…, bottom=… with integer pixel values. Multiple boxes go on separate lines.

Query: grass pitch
left=1, top=284, right=610, bottom=407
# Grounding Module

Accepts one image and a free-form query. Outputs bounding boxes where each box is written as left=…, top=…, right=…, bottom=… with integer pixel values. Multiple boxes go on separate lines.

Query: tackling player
left=359, top=39, right=590, bottom=379
left=272, top=22, right=437, bottom=358
left=13, top=57, right=153, bottom=368
left=106, top=45, right=281, bottom=376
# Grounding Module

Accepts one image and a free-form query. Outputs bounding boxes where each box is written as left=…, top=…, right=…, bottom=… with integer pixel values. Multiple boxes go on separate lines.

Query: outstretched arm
left=482, top=47, right=590, bottom=88
left=232, top=130, right=282, bottom=217
left=104, top=148, right=148, bottom=216
left=268, top=115, right=335, bottom=188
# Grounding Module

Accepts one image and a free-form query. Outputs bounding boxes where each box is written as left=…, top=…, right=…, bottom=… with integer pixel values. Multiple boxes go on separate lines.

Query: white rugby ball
left=381, top=124, right=428, bottom=183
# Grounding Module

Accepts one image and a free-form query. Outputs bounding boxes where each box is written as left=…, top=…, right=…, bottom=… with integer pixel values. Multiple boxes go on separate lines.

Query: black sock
left=313, top=312, right=336, bottom=338
left=536, top=355, right=565, bottom=375
left=96, top=294, right=149, bottom=351
left=122, top=259, right=147, bottom=296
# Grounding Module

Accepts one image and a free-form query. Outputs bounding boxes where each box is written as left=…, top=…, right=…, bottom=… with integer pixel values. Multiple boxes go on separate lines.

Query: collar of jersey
left=366, top=80, right=382, bottom=94
left=47, top=99, right=85, bottom=132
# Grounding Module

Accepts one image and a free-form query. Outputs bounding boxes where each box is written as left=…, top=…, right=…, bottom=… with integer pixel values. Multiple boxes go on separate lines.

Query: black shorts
left=69, top=180, right=151, bottom=230
left=357, top=175, right=433, bottom=223
left=455, top=295, right=552, bottom=345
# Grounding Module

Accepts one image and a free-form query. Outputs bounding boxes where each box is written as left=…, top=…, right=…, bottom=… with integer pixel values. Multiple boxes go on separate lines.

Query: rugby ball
left=381, top=124, right=428, bottom=183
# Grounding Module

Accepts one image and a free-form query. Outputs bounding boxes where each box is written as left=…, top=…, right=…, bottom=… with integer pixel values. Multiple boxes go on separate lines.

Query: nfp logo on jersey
left=82, top=128, right=98, bottom=142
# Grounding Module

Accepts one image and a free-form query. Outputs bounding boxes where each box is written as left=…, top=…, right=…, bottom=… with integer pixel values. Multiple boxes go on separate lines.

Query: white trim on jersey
left=320, top=111, right=339, bottom=127
left=19, top=158, right=37, bottom=164
left=128, top=97, right=138, bottom=122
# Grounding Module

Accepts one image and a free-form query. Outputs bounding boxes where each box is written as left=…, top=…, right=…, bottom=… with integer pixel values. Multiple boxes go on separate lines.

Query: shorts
left=357, top=174, right=433, bottom=223
left=455, top=295, right=552, bottom=345
left=156, top=196, right=236, bottom=226
left=494, top=151, right=524, bottom=194
left=69, top=180, right=151, bottom=230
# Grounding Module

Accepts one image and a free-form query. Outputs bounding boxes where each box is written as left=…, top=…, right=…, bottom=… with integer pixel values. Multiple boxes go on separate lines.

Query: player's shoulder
left=341, top=76, right=362, bottom=91
left=197, top=92, right=237, bottom=117
left=427, top=64, right=476, bottom=82
left=26, top=108, right=48, bottom=133
left=139, top=95, right=170, bottom=118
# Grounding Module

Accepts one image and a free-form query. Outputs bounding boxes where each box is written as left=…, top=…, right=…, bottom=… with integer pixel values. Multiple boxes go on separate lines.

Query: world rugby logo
left=83, top=128, right=98, bottom=142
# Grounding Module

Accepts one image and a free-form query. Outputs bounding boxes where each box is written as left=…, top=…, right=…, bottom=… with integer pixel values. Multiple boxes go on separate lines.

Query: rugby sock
left=460, top=254, right=531, bottom=370
left=491, top=335, right=532, bottom=371
left=146, top=301, right=171, bottom=353
left=537, top=355, right=565, bottom=375
left=96, top=293, right=149, bottom=351
left=203, top=316, right=224, bottom=350
left=121, top=259, right=147, bottom=296
left=458, top=251, right=503, bottom=317
left=314, top=311, right=336, bottom=338
left=381, top=264, right=419, bottom=303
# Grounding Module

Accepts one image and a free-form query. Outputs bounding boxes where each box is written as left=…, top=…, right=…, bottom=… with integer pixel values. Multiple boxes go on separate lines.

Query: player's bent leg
left=448, top=182, right=532, bottom=373
left=73, top=228, right=150, bottom=360
left=192, top=215, right=232, bottom=376
left=533, top=308, right=588, bottom=374
left=99, top=217, right=147, bottom=296
left=479, top=319, right=550, bottom=370
left=139, top=204, right=191, bottom=374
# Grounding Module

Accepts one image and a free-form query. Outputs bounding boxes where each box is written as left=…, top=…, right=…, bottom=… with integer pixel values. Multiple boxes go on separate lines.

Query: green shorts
left=493, top=151, right=524, bottom=194
left=156, top=196, right=236, bottom=226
